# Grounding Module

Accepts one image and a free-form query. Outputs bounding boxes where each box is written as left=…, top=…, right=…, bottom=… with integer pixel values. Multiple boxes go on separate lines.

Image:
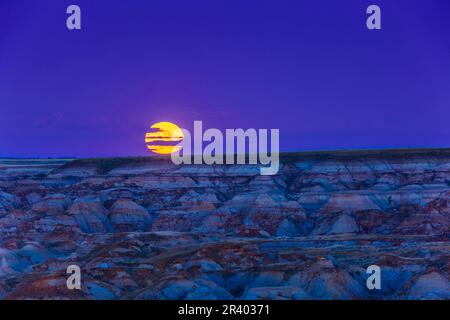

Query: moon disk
left=145, top=122, right=184, bottom=155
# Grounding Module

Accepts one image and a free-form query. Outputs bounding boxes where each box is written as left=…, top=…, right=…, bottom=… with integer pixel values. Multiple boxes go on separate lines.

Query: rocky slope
left=0, top=149, right=449, bottom=299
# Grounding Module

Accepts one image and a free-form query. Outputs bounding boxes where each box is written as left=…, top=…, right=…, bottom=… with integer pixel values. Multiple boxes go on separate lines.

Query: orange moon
left=145, top=122, right=184, bottom=155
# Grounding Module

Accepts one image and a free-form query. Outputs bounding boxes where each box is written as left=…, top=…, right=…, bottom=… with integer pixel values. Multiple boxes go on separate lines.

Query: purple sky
left=1, top=0, right=449, bottom=157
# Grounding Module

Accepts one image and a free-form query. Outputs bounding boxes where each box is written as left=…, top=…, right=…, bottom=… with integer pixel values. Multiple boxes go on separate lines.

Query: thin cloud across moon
left=145, top=122, right=184, bottom=155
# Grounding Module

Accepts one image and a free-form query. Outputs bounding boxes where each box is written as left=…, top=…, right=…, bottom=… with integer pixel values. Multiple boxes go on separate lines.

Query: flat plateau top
left=1, top=148, right=449, bottom=171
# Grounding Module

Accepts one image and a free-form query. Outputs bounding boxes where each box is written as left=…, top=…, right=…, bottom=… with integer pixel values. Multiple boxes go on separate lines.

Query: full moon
left=145, top=122, right=184, bottom=155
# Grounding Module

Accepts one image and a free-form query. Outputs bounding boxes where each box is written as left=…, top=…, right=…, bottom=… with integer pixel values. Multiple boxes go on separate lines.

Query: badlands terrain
left=0, top=149, right=449, bottom=300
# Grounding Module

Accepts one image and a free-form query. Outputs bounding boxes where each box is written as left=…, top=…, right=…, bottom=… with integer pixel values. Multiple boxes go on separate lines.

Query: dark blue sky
left=1, top=0, right=449, bottom=157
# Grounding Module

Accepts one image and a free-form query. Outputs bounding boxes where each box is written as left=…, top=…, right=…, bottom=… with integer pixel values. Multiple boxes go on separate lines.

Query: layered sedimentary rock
left=0, top=149, right=448, bottom=299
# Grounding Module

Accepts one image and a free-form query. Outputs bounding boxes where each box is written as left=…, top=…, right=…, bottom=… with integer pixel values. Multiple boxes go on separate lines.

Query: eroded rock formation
left=0, top=149, right=448, bottom=299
